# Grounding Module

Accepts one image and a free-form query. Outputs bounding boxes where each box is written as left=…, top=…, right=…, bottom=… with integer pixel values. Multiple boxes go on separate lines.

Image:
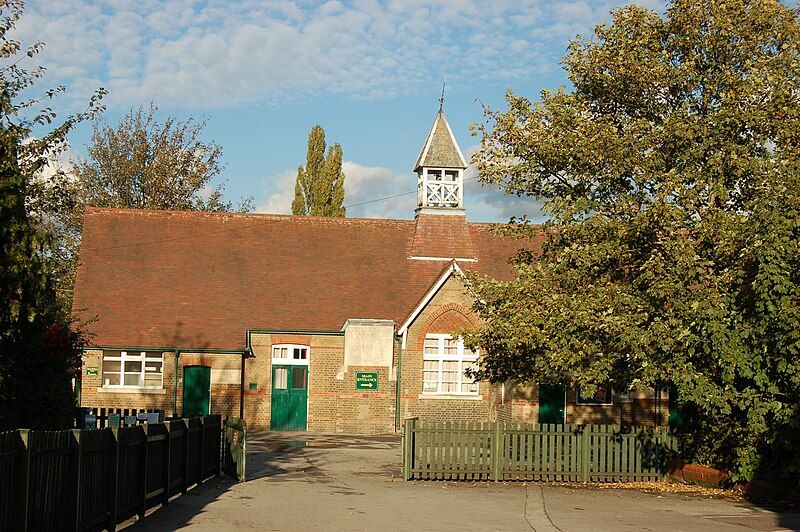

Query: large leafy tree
left=292, top=124, right=346, bottom=216
left=467, top=0, right=800, bottom=483
left=0, top=0, right=105, bottom=429
left=72, top=104, right=242, bottom=212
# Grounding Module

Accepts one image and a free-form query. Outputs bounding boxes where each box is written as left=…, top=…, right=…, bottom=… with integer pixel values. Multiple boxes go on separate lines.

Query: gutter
left=80, top=345, right=248, bottom=355
left=245, top=328, right=344, bottom=337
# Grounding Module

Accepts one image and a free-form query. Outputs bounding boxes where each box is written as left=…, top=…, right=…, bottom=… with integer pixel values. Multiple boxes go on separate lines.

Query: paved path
left=127, top=432, right=800, bottom=531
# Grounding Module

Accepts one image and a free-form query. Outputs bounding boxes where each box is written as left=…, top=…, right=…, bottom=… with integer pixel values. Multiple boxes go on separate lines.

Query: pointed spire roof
left=413, top=111, right=468, bottom=171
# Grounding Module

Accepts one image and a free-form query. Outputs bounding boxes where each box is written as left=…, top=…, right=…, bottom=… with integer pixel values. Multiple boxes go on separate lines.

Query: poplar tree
left=292, top=125, right=346, bottom=216
left=467, top=0, right=800, bottom=483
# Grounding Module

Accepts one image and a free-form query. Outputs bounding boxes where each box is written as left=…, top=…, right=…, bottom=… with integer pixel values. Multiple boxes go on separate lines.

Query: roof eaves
left=397, top=260, right=460, bottom=337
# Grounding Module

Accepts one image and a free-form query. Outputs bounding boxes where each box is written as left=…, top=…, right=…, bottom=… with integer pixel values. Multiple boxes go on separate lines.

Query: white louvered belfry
left=414, top=110, right=468, bottom=215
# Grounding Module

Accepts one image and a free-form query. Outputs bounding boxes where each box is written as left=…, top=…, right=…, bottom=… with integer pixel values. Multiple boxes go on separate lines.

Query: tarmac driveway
left=128, top=431, right=800, bottom=531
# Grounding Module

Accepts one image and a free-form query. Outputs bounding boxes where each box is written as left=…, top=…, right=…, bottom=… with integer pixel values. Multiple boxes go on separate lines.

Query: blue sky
left=18, top=0, right=667, bottom=222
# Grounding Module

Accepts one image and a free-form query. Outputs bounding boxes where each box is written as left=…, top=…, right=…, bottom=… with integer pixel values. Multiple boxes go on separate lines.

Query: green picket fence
left=0, top=415, right=222, bottom=531
left=402, top=419, right=678, bottom=482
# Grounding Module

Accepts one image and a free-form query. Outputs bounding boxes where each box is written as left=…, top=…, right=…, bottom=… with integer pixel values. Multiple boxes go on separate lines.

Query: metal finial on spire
left=438, top=76, right=446, bottom=112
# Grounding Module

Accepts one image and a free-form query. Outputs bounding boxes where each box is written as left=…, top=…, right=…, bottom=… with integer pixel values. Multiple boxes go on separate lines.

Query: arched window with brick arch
left=420, top=307, right=480, bottom=396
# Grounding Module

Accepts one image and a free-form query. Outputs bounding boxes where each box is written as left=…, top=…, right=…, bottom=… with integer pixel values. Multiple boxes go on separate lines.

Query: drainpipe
left=239, top=352, right=246, bottom=419
left=395, top=333, right=404, bottom=432
left=173, top=349, right=180, bottom=417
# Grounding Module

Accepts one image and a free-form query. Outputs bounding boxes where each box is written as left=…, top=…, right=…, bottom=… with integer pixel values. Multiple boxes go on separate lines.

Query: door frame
left=538, top=383, right=567, bottom=425
left=270, top=344, right=310, bottom=430
left=182, top=365, right=212, bottom=417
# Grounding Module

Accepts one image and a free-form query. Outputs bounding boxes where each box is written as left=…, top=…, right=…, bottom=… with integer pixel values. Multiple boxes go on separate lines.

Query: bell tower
left=413, top=110, right=468, bottom=216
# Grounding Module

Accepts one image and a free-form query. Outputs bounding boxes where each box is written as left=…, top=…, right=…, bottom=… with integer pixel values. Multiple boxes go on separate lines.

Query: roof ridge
left=84, top=206, right=416, bottom=226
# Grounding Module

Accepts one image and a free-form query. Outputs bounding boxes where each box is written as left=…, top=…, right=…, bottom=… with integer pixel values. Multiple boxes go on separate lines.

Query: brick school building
left=73, top=110, right=667, bottom=432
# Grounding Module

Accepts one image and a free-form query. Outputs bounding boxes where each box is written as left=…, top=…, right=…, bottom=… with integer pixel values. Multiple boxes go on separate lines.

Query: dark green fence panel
left=403, top=421, right=677, bottom=482
left=144, top=423, right=169, bottom=509
left=167, top=420, right=187, bottom=497
left=0, top=416, right=223, bottom=531
left=116, top=426, right=147, bottom=522
left=0, top=430, right=27, bottom=530
left=185, top=418, right=203, bottom=487
left=76, top=428, right=117, bottom=531
left=201, top=415, right=221, bottom=479
left=26, top=430, right=77, bottom=531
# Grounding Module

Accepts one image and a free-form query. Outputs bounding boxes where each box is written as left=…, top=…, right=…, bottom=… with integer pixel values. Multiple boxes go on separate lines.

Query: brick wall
left=507, top=382, right=669, bottom=426
left=81, top=349, right=175, bottom=414
left=245, top=333, right=396, bottom=433
left=400, top=275, right=502, bottom=424
left=177, top=352, right=242, bottom=420
left=81, top=349, right=244, bottom=419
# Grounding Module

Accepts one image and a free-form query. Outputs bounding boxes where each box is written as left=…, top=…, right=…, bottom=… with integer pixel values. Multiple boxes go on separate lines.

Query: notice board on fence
left=223, top=417, right=246, bottom=482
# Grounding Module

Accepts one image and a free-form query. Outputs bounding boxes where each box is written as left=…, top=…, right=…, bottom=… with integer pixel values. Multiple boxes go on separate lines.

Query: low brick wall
left=666, top=459, right=731, bottom=487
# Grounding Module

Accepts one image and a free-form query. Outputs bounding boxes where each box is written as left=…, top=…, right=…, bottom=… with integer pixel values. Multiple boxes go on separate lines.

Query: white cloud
left=14, top=0, right=668, bottom=109
left=256, top=169, right=298, bottom=214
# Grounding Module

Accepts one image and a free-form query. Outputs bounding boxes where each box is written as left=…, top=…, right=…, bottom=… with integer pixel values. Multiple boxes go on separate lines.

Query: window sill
left=99, top=387, right=167, bottom=395
left=575, top=403, right=613, bottom=407
left=419, top=393, right=483, bottom=401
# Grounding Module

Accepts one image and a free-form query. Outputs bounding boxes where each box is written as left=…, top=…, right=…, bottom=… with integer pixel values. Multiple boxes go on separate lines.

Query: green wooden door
left=538, top=383, right=566, bottom=424
left=183, top=366, right=211, bottom=417
left=270, top=365, right=308, bottom=431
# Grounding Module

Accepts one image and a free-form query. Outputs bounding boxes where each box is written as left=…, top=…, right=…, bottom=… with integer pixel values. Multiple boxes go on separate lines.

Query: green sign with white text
left=355, top=372, right=378, bottom=390
left=86, top=367, right=98, bottom=376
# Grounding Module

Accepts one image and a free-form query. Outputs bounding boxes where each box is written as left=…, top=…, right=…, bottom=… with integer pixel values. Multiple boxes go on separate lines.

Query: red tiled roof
left=409, top=214, right=475, bottom=258
left=72, top=207, right=537, bottom=350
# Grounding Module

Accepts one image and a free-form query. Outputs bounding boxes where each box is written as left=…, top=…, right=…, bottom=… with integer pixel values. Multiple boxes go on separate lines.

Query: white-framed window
left=576, top=387, right=613, bottom=405
left=422, top=334, right=478, bottom=395
left=102, top=351, right=163, bottom=389
left=271, top=344, right=309, bottom=365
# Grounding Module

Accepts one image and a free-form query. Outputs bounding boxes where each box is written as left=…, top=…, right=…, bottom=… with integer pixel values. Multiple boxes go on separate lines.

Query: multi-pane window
left=271, top=345, right=309, bottom=365
left=273, top=367, right=288, bottom=389
left=102, top=351, right=163, bottom=389
left=422, top=334, right=478, bottom=395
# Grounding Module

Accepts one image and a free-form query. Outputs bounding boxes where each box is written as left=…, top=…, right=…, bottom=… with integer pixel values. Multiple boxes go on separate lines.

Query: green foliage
left=292, top=124, right=346, bottom=216
left=73, top=103, right=249, bottom=212
left=467, top=0, right=800, bottom=484
left=0, top=0, right=104, bottom=429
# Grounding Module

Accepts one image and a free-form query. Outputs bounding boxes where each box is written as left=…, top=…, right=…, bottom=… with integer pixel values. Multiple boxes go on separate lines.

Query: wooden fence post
left=580, top=425, right=590, bottom=482
left=491, top=422, right=502, bottom=481
left=181, top=420, right=189, bottom=495
left=139, top=424, right=148, bottom=519
left=72, top=429, right=83, bottom=532
left=402, top=418, right=415, bottom=481
left=19, top=429, right=30, bottom=532
left=197, top=417, right=205, bottom=487
left=109, top=427, right=119, bottom=532
left=162, top=422, right=171, bottom=507
left=216, top=417, right=222, bottom=477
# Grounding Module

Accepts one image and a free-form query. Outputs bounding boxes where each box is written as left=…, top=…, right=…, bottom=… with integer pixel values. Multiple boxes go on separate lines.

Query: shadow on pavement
left=123, top=475, right=237, bottom=531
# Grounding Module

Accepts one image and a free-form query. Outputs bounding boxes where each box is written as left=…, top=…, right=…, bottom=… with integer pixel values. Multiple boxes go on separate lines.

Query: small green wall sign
left=355, top=372, right=378, bottom=390
left=86, top=367, right=98, bottom=376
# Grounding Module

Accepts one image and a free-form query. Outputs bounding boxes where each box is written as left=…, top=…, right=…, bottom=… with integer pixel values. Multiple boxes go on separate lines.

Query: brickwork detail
left=246, top=333, right=395, bottom=433
left=401, top=275, right=502, bottom=424
left=81, top=350, right=243, bottom=420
